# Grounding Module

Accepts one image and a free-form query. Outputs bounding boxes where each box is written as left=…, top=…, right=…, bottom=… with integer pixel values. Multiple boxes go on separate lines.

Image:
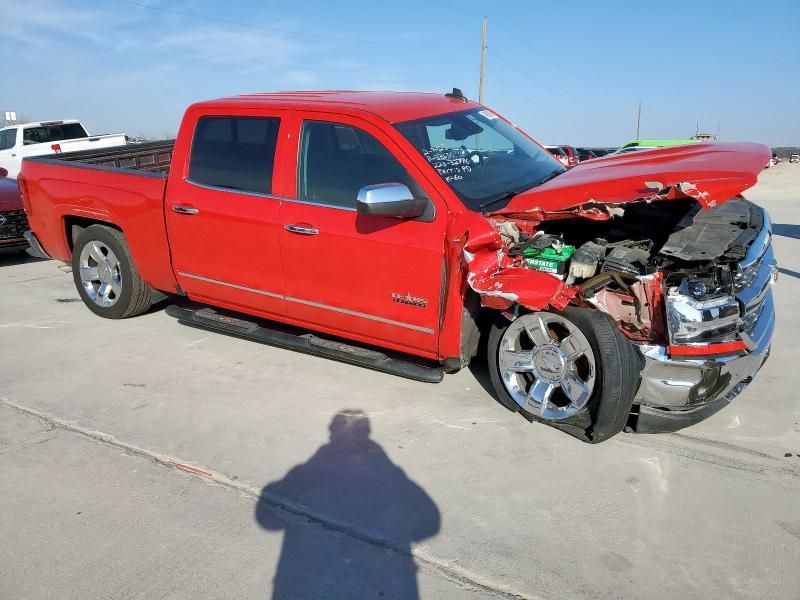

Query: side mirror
left=0, top=167, right=7, bottom=178
left=356, top=183, right=427, bottom=219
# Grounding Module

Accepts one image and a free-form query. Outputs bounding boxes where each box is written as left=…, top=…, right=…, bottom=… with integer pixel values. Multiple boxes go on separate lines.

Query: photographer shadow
left=255, top=410, right=440, bottom=599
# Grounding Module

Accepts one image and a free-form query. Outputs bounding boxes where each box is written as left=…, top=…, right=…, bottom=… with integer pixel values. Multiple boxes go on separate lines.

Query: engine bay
left=489, top=196, right=763, bottom=344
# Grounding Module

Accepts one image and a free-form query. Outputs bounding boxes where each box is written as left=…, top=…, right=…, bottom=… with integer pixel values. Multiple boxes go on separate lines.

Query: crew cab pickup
left=20, top=91, right=777, bottom=443
left=0, top=120, right=128, bottom=179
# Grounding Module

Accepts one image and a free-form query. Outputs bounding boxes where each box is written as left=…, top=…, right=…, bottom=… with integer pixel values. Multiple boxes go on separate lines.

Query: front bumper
left=631, top=333, right=771, bottom=434
left=1, top=209, right=30, bottom=251
left=631, top=205, right=777, bottom=434
left=0, top=238, right=28, bottom=251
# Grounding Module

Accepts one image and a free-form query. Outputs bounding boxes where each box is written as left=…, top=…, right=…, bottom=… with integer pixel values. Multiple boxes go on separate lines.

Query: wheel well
left=64, top=217, right=123, bottom=256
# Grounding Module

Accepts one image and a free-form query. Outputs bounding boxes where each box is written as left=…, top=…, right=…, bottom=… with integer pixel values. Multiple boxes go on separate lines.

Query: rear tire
left=71, top=225, right=153, bottom=319
left=487, top=307, right=640, bottom=443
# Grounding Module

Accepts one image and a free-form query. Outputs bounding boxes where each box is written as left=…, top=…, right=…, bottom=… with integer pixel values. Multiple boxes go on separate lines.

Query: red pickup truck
left=20, top=90, right=777, bottom=443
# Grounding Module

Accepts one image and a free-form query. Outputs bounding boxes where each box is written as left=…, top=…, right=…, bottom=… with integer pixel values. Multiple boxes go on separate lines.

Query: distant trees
left=0, top=114, right=32, bottom=128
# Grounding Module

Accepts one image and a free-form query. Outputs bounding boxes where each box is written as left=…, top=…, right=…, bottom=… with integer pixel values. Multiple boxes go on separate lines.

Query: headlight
left=665, top=281, right=740, bottom=345
left=733, top=262, right=760, bottom=293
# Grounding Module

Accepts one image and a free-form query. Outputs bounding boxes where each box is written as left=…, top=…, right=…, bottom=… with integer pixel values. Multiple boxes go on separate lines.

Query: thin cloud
left=151, top=27, right=302, bottom=68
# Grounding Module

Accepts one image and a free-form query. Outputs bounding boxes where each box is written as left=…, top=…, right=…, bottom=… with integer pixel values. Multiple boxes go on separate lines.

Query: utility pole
left=479, top=17, right=487, bottom=104
left=635, top=101, right=642, bottom=140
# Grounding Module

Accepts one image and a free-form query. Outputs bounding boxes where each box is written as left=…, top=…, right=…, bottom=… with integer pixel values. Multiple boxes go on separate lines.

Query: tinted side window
left=189, top=116, right=280, bottom=194
left=297, top=121, right=423, bottom=209
left=0, top=130, right=14, bottom=150
left=23, top=127, right=48, bottom=145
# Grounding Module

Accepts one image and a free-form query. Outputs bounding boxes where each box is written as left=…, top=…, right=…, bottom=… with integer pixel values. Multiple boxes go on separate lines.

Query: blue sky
left=2, top=0, right=798, bottom=146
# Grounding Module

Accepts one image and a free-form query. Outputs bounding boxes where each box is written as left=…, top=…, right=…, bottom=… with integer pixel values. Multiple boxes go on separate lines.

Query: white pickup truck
left=0, top=120, right=127, bottom=178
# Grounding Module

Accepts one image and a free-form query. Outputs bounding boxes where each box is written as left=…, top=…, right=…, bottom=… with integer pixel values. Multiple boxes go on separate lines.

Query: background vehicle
left=790, top=153, right=800, bottom=163
left=611, top=138, right=699, bottom=155
left=20, top=91, right=776, bottom=444
left=0, top=169, right=28, bottom=252
left=576, top=147, right=597, bottom=161
left=557, top=145, right=580, bottom=167
left=0, top=120, right=128, bottom=178
left=544, top=145, right=569, bottom=167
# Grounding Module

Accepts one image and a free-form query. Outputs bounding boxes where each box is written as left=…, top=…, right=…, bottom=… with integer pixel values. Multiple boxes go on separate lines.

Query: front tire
left=487, top=307, right=640, bottom=443
left=71, top=225, right=153, bottom=319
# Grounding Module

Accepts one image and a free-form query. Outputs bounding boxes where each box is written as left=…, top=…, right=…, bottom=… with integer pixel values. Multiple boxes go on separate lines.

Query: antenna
left=445, top=88, right=467, bottom=101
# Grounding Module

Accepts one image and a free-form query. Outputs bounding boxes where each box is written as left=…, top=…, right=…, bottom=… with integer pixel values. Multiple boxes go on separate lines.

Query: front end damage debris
left=459, top=177, right=776, bottom=435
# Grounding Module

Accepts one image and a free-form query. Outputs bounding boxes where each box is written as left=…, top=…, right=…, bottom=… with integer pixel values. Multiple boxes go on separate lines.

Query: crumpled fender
left=455, top=212, right=576, bottom=312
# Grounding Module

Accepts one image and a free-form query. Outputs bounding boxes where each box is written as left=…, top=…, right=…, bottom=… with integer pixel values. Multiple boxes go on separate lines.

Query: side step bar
left=165, top=305, right=444, bottom=384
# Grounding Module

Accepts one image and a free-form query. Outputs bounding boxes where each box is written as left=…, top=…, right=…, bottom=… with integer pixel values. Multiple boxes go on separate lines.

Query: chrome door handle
left=284, top=224, right=319, bottom=235
left=172, top=204, right=199, bottom=215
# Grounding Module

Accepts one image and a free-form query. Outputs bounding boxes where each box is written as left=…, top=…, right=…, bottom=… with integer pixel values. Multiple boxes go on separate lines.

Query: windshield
left=395, top=108, right=564, bottom=211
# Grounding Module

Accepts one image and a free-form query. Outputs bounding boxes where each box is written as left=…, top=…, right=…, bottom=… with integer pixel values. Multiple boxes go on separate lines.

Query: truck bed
left=30, top=140, right=175, bottom=176
left=20, top=141, right=179, bottom=293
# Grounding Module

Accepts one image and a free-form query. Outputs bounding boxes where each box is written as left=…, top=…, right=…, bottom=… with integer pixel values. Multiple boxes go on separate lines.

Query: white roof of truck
left=0, top=119, right=82, bottom=131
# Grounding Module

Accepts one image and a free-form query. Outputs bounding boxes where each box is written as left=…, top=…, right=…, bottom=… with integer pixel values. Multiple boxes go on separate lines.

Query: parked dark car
left=544, top=145, right=570, bottom=167
left=576, top=148, right=597, bottom=162
left=0, top=168, right=29, bottom=252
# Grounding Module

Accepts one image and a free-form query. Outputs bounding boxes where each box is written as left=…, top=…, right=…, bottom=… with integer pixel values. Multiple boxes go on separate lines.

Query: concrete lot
left=2, top=167, right=799, bottom=599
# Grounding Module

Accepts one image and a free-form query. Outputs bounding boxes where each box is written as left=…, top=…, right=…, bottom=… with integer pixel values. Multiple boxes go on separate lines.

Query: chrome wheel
left=78, top=241, right=122, bottom=308
left=497, top=312, right=596, bottom=420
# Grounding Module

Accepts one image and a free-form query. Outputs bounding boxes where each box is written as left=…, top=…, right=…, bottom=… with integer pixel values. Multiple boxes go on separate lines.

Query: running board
left=165, top=305, right=444, bottom=383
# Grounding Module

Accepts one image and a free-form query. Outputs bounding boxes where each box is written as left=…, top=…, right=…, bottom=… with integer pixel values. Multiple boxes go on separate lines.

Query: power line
left=484, top=68, right=560, bottom=119
left=487, top=49, right=557, bottom=94
left=486, top=16, right=562, bottom=67
left=111, top=0, right=470, bottom=49
left=416, top=2, right=609, bottom=102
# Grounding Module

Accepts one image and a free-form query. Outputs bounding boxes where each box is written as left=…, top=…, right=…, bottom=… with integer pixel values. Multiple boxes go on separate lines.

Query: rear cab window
left=22, top=123, right=88, bottom=145
left=188, top=116, right=281, bottom=194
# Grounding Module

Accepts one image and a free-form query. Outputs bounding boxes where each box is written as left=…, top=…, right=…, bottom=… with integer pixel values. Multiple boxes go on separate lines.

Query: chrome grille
left=735, top=208, right=777, bottom=344
left=0, top=210, right=29, bottom=241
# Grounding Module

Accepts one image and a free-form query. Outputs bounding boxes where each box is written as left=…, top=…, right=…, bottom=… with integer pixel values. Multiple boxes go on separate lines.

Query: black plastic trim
left=22, top=231, right=49, bottom=258
left=165, top=305, right=444, bottom=383
left=24, top=156, right=168, bottom=179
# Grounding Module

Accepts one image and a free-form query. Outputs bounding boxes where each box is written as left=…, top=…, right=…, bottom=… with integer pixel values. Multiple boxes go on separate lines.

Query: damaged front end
left=462, top=178, right=777, bottom=434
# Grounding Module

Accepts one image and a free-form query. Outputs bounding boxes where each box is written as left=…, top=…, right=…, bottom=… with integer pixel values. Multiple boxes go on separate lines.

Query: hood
left=0, top=177, right=22, bottom=213
left=493, top=142, right=770, bottom=217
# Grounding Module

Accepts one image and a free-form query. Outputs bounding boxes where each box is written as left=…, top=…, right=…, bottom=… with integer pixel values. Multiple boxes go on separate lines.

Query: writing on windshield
left=422, top=147, right=474, bottom=183
left=396, top=108, right=563, bottom=211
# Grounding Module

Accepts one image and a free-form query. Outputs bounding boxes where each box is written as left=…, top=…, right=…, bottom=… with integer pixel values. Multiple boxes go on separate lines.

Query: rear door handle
left=284, top=224, right=319, bottom=236
left=172, top=204, right=199, bottom=215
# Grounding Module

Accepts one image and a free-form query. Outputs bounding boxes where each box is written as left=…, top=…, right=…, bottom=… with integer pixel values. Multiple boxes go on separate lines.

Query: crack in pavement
left=0, top=398, right=536, bottom=600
